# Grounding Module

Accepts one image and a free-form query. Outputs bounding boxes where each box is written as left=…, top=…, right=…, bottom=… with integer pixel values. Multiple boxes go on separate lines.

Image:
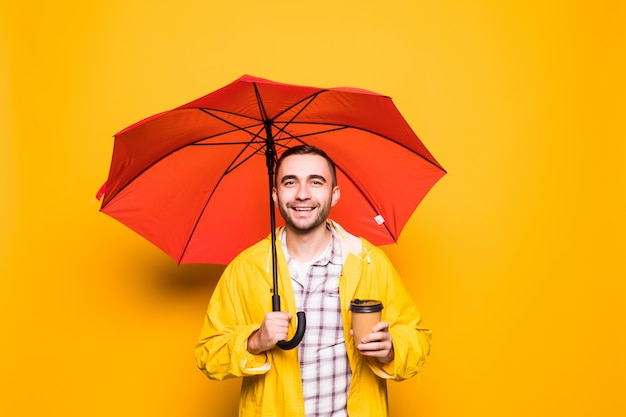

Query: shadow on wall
left=117, top=249, right=227, bottom=305
left=139, top=258, right=242, bottom=416
left=149, top=262, right=227, bottom=296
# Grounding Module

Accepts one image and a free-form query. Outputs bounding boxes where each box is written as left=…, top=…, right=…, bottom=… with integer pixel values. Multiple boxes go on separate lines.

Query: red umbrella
left=97, top=74, right=445, bottom=348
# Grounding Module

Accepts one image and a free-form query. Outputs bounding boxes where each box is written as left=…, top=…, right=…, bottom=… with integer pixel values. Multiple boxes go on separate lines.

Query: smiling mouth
left=292, top=207, right=314, bottom=212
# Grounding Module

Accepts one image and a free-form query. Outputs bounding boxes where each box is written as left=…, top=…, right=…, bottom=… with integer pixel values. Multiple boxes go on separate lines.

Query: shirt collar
left=280, top=222, right=343, bottom=266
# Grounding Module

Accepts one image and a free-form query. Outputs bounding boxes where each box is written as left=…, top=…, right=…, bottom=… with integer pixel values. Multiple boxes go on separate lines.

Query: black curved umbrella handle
left=276, top=311, right=306, bottom=350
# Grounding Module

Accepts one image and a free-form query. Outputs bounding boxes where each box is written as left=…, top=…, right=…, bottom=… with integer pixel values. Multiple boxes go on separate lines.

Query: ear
left=272, top=188, right=278, bottom=205
left=330, top=185, right=340, bottom=207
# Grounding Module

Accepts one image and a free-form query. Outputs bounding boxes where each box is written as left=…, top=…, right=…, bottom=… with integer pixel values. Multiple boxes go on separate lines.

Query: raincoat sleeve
left=364, top=246, right=432, bottom=381
left=195, top=258, right=272, bottom=380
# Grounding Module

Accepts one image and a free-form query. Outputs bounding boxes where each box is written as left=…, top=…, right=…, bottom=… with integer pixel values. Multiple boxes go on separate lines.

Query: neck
left=284, top=223, right=331, bottom=262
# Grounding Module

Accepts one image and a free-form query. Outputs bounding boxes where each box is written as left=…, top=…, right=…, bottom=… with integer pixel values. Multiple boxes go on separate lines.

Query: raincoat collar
left=271, top=220, right=368, bottom=269
left=279, top=222, right=343, bottom=266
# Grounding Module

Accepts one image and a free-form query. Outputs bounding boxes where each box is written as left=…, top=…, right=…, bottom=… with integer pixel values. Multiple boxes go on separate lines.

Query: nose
left=295, top=184, right=311, bottom=200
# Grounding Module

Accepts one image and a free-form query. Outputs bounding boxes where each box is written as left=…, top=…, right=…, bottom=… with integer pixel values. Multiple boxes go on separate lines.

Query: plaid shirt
left=281, top=226, right=351, bottom=417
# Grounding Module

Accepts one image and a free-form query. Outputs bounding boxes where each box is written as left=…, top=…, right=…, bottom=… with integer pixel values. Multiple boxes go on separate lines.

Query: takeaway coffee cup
left=350, top=299, right=384, bottom=347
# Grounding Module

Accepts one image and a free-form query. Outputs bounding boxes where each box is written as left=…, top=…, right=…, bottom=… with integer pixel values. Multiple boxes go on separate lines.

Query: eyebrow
left=280, top=174, right=327, bottom=184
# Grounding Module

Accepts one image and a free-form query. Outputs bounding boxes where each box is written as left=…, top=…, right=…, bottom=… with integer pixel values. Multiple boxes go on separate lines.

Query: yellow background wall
left=2, top=1, right=624, bottom=416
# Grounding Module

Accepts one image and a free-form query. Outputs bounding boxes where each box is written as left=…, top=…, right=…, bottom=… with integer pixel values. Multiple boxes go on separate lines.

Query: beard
left=277, top=201, right=331, bottom=234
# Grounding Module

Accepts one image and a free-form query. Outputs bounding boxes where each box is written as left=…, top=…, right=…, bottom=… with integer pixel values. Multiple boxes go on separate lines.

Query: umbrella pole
left=265, top=122, right=305, bottom=350
left=266, top=136, right=281, bottom=313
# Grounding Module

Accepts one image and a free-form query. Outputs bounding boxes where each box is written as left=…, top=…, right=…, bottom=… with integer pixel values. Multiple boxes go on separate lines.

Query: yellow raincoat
left=196, top=222, right=431, bottom=417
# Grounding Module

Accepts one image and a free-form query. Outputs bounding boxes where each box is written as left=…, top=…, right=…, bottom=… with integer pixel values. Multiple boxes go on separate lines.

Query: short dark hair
left=275, top=145, right=337, bottom=187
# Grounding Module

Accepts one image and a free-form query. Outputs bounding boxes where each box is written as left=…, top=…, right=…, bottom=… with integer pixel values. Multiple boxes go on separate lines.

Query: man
left=196, top=145, right=431, bottom=417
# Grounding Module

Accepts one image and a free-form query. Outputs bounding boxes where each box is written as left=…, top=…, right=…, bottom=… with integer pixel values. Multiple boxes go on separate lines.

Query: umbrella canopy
left=98, top=74, right=446, bottom=266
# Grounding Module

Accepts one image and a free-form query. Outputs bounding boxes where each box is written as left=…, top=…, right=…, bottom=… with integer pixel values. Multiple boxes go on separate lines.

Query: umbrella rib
left=250, top=81, right=327, bottom=125
left=178, top=126, right=271, bottom=263
left=267, top=89, right=442, bottom=173
left=270, top=120, right=445, bottom=173
left=195, top=89, right=437, bottom=174
left=198, top=108, right=265, bottom=138
left=102, top=124, right=265, bottom=205
left=274, top=92, right=324, bottom=123
left=333, top=162, right=398, bottom=241
left=269, top=86, right=443, bottom=172
left=244, top=84, right=443, bottom=172
left=281, top=121, right=446, bottom=172
left=194, top=109, right=272, bottom=174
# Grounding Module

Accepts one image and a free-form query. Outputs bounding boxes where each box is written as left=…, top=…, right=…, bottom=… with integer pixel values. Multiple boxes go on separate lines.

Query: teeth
left=294, top=208, right=313, bottom=211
